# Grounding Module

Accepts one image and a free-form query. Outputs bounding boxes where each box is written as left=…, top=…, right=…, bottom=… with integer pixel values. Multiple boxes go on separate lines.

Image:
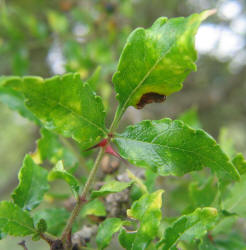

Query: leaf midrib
left=25, top=88, right=107, bottom=135
left=116, top=22, right=188, bottom=119
left=1, top=211, right=35, bottom=234
left=163, top=217, right=201, bottom=249
left=116, top=136, right=234, bottom=177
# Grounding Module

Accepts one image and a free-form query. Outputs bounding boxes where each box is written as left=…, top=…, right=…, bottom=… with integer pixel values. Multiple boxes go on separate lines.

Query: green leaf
left=114, top=119, right=240, bottom=183
left=91, top=180, right=132, bottom=199
left=37, top=128, right=77, bottom=166
left=127, top=190, right=164, bottom=249
left=47, top=10, right=68, bottom=33
left=232, top=153, right=246, bottom=176
left=211, top=211, right=237, bottom=236
left=48, top=160, right=80, bottom=196
left=80, top=199, right=106, bottom=218
left=218, top=128, right=236, bottom=158
left=33, top=208, right=70, bottom=236
left=215, top=232, right=246, bottom=250
left=37, top=218, right=47, bottom=233
left=222, top=175, right=246, bottom=217
left=11, top=155, right=49, bottom=211
left=87, top=66, right=102, bottom=90
left=158, top=207, right=218, bottom=250
left=178, top=106, right=202, bottom=129
left=2, top=73, right=107, bottom=149
left=96, top=218, right=123, bottom=249
left=0, top=201, right=35, bottom=236
left=32, top=232, right=41, bottom=241
left=145, top=169, right=158, bottom=192
left=113, top=10, right=214, bottom=118
left=189, top=177, right=217, bottom=208
left=0, top=85, right=39, bottom=123
left=127, top=169, right=148, bottom=194
left=199, top=235, right=218, bottom=250
left=118, top=228, right=137, bottom=250
left=200, top=232, right=246, bottom=250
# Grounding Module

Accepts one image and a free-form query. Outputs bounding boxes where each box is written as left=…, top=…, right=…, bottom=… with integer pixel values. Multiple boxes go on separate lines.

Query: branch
left=61, top=147, right=105, bottom=243
left=18, top=241, right=28, bottom=250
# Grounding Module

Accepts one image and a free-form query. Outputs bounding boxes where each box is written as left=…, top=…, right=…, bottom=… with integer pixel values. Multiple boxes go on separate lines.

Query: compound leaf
left=12, top=155, right=49, bottom=211
left=158, top=207, right=218, bottom=250
left=96, top=218, right=123, bottom=249
left=0, top=201, right=35, bottom=236
left=114, top=119, right=240, bottom=183
left=113, top=10, right=214, bottom=118
left=2, top=73, right=107, bottom=149
left=91, top=180, right=132, bottom=199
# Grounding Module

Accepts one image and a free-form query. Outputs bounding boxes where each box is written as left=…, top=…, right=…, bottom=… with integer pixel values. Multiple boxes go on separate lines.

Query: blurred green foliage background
left=0, top=0, right=246, bottom=249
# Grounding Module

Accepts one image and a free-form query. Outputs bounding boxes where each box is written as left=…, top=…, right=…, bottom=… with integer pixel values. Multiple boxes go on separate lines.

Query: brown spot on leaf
left=136, top=92, right=166, bottom=109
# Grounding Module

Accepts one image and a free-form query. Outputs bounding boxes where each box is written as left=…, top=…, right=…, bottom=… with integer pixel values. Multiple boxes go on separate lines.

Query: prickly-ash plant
left=1, top=9, right=246, bottom=250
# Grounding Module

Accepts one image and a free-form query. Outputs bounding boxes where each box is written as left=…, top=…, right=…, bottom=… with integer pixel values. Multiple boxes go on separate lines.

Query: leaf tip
left=201, top=9, right=217, bottom=20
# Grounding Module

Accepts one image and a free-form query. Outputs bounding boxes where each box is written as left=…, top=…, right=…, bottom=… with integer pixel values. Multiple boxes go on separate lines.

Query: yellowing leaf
left=113, top=10, right=215, bottom=121
left=2, top=73, right=107, bottom=149
left=126, top=190, right=164, bottom=249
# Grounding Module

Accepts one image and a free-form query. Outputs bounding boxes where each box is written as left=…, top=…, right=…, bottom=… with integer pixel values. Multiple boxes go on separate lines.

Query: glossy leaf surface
left=12, top=155, right=49, bottom=210
left=113, top=10, right=214, bottom=117
left=2, top=73, right=107, bottom=149
left=114, top=119, right=240, bottom=182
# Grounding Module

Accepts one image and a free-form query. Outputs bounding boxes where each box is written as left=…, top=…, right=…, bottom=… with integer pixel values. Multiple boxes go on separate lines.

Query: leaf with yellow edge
left=2, top=73, right=107, bottom=149
left=113, top=10, right=215, bottom=121
left=126, top=189, right=164, bottom=249
left=158, top=207, right=218, bottom=250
